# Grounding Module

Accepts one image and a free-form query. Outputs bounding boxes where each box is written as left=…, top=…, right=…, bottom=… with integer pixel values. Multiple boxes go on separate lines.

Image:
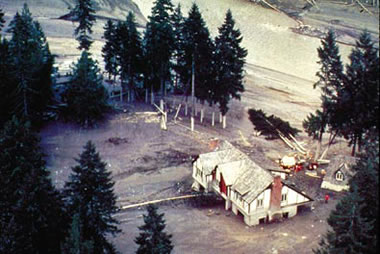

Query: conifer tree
left=315, top=134, right=378, bottom=254
left=102, top=19, right=118, bottom=81
left=143, top=0, right=175, bottom=96
left=340, top=31, right=379, bottom=155
left=0, top=38, right=16, bottom=127
left=303, top=30, right=344, bottom=159
left=214, top=9, right=247, bottom=115
left=117, top=12, right=143, bottom=98
left=182, top=3, right=215, bottom=108
left=135, top=204, right=173, bottom=254
left=64, top=141, right=120, bottom=253
left=73, top=0, right=96, bottom=51
left=0, top=117, right=66, bottom=253
left=63, top=51, right=109, bottom=126
left=0, top=8, right=5, bottom=32
left=171, top=3, right=185, bottom=92
left=6, top=4, right=54, bottom=125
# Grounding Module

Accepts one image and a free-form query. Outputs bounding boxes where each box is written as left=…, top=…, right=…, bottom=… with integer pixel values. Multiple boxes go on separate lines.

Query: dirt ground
left=40, top=99, right=347, bottom=254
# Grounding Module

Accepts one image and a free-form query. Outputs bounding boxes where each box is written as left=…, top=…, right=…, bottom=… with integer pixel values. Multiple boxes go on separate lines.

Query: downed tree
left=248, top=109, right=300, bottom=140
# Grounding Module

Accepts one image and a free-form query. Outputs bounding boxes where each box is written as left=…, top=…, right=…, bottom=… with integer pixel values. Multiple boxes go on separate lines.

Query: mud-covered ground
left=40, top=99, right=348, bottom=254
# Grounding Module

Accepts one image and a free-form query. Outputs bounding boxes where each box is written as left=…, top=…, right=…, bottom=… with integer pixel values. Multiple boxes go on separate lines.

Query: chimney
left=270, top=176, right=283, bottom=212
left=209, top=138, right=220, bottom=151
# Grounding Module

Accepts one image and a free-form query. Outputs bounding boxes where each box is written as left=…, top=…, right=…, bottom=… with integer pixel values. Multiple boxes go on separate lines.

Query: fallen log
left=355, top=0, right=373, bottom=15
left=261, top=0, right=282, bottom=12
left=288, top=133, right=307, bottom=153
left=119, top=194, right=199, bottom=210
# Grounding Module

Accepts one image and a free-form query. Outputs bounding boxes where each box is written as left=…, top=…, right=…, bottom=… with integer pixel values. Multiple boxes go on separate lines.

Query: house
left=321, top=155, right=357, bottom=192
left=192, top=140, right=313, bottom=226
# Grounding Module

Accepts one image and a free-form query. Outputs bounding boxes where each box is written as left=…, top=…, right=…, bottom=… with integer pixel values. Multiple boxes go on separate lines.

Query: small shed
left=321, top=155, right=357, bottom=192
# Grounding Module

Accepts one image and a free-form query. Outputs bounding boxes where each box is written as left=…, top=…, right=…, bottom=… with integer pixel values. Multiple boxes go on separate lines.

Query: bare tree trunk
left=150, top=85, right=154, bottom=105
left=212, top=111, right=215, bottom=126
left=222, top=115, right=226, bottom=129
left=351, top=136, right=357, bottom=156
left=200, top=104, right=204, bottom=123
left=191, top=57, right=195, bottom=132
left=145, top=88, right=148, bottom=103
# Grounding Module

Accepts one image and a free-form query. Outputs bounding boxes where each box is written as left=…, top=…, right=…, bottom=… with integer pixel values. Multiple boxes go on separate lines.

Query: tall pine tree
left=214, top=9, right=247, bottom=115
left=143, top=0, right=175, bottom=96
left=64, top=141, right=120, bottom=254
left=0, top=38, right=16, bottom=127
left=182, top=3, right=215, bottom=109
left=117, top=11, right=143, bottom=99
left=6, top=4, right=54, bottom=125
left=303, top=30, right=344, bottom=159
left=135, top=204, right=173, bottom=254
left=102, top=19, right=118, bottom=81
left=73, top=0, right=96, bottom=51
left=170, top=3, right=185, bottom=93
left=0, top=117, right=66, bottom=253
left=340, top=31, right=379, bottom=155
left=63, top=51, right=109, bottom=126
left=0, top=8, right=5, bottom=32
left=315, top=133, right=378, bottom=254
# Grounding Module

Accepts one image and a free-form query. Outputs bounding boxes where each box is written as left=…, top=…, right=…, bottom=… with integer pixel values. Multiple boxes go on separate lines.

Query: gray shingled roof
left=231, top=159, right=274, bottom=203
left=196, top=140, right=313, bottom=204
left=323, top=155, right=357, bottom=186
left=198, top=147, right=246, bottom=175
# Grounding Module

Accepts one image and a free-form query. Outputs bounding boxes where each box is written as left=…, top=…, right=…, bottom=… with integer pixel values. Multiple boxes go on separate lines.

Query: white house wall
left=321, top=180, right=349, bottom=192
left=281, top=185, right=309, bottom=207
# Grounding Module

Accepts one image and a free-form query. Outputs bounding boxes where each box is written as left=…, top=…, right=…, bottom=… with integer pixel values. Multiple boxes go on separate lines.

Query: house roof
left=196, top=140, right=312, bottom=204
left=231, top=159, right=274, bottom=203
left=323, top=155, right=357, bottom=186
left=198, top=147, right=246, bottom=175
left=217, top=160, right=248, bottom=186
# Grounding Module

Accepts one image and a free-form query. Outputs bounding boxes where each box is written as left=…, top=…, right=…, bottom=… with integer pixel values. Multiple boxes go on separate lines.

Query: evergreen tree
left=303, top=30, right=344, bottom=159
left=117, top=12, right=143, bottom=98
left=314, top=133, right=378, bottom=254
left=0, top=38, right=16, bottom=127
left=63, top=51, right=109, bottom=126
left=170, top=3, right=185, bottom=92
left=73, top=0, right=96, bottom=51
left=143, top=0, right=175, bottom=96
left=61, top=211, right=96, bottom=254
left=340, top=31, right=379, bottom=155
left=0, top=8, right=5, bottom=32
left=0, top=117, right=66, bottom=253
left=135, top=204, right=173, bottom=254
left=102, top=20, right=118, bottom=81
left=214, top=9, right=247, bottom=115
left=64, top=141, right=120, bottom=254
left=182, top=3, right=215, bottom=106
left=6, top=4, right=54, bottom=125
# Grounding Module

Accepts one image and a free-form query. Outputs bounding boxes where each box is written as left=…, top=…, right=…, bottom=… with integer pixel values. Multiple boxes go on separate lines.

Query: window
left=281, top=194, right=287, bottom=202
left=257, top=199, right=263, bottom=208
left=336, top=171, right=344, bottom=181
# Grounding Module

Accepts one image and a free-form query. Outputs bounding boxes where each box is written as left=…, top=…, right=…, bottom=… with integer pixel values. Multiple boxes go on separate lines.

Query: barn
left=192, top=140, right=313, bottom=226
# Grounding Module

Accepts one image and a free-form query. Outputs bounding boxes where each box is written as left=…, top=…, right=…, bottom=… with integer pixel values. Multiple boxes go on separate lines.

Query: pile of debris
left=107, top=137, right=128, bottom=145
